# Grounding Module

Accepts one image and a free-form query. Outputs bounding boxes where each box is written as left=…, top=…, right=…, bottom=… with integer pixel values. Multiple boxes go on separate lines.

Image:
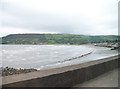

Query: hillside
left=1, top=34, right=119, bottom=45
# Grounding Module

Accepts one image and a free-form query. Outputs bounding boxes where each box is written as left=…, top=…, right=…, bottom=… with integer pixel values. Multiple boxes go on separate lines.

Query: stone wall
left=2, top=56, right=119, bottom=87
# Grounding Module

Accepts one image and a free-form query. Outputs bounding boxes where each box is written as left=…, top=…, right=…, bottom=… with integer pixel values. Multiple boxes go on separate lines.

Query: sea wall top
left=2, top=55, right=118, bottom=85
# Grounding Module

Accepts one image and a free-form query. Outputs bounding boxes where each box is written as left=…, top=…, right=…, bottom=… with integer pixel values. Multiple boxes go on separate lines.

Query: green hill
left=1, top=34, right=119, bottom=45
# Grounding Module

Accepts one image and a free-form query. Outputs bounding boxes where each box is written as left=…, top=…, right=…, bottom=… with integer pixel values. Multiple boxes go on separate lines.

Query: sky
left=0, top=0, right=119, bottom=37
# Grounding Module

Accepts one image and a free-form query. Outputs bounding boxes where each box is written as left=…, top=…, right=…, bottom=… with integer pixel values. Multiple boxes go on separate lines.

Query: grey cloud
left=0, top=0, right=118, bottom=35
left=1, top=1, right=92, bottom=34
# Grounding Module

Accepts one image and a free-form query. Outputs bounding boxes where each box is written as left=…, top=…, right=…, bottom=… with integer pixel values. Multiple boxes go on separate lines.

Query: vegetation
left=1, top=34, right=119, bottom=45
left=1, top=34, right=119, bottom=76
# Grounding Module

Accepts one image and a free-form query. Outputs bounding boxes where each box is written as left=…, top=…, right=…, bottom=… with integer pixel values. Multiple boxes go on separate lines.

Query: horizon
left=1, top=33, right=119, bottom=38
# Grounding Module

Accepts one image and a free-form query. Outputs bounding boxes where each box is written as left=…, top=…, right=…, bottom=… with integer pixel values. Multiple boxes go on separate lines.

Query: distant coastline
left=1, top=34, right=119, bottom=45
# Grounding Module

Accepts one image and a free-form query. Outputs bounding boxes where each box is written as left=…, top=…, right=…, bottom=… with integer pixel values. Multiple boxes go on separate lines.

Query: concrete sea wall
left=2, top=55, right=119, bottom=87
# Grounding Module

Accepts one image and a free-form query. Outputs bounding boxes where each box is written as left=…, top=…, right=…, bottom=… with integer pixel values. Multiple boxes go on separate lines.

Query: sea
left=0, top=44, right=118, bottom=70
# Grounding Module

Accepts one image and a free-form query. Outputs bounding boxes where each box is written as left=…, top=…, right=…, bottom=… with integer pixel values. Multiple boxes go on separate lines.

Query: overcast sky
left=0, top=0, right=119, bottom=37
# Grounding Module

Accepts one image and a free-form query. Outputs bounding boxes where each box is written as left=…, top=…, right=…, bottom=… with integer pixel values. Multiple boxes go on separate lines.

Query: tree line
left=1, top=34, right=119, bottom=45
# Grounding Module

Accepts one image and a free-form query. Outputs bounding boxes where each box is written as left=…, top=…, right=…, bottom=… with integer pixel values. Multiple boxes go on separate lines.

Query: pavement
left=73, top=68, right=119, bottom=87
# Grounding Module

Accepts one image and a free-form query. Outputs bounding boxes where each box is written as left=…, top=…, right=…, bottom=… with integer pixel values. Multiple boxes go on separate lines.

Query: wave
left=38, top=51, right=93, bottom=69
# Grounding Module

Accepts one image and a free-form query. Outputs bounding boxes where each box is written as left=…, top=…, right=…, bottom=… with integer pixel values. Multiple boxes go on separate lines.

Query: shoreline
left=1, top=67, right=37, bottom=77
left=2, top=55, right=118, bottom=86
left=1, top=43, right=118, bottom=77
